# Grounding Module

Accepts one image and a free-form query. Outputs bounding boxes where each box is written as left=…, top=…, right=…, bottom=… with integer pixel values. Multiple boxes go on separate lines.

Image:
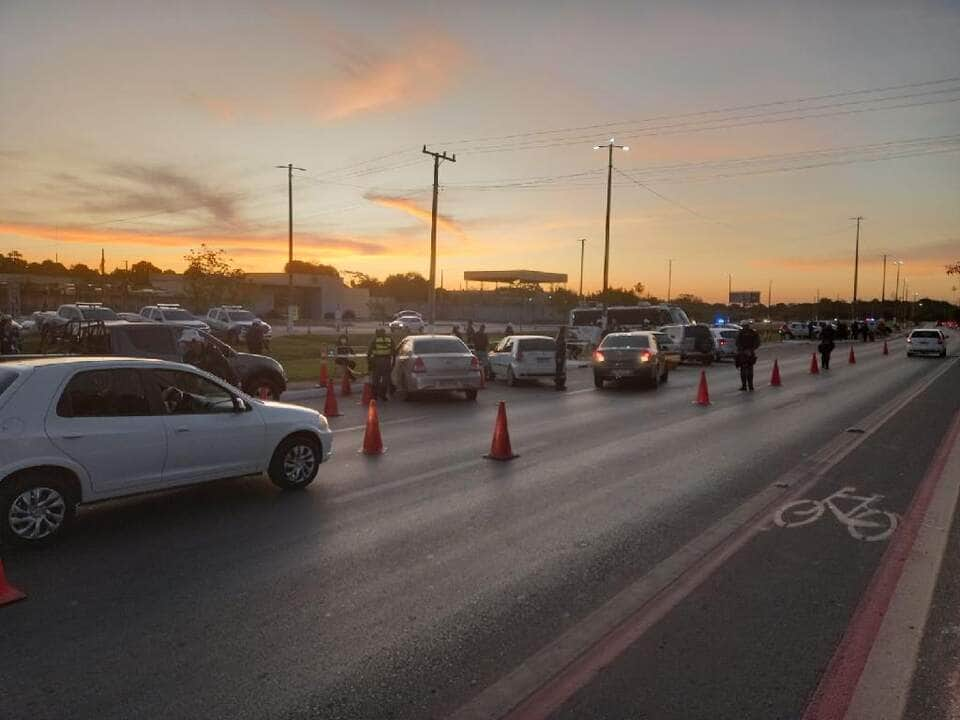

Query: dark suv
left=56, top=322, right=288, bottom=399
left=657, top=324, right=716, bottom=365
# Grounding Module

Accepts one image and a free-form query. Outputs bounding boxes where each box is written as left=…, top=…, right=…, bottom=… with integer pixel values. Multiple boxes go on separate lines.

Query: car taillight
left=907, top=338, right=912, bottom=343
left=593, top=350, right=605, bottom=362
left=517, top=350, right=524, bottom=362
left=719, top=338, right=726, bottom=345
left=639, top=350, right=651, bottom=363
left=412, top=356, right=426, bottom=373
left=470, top=355, right=479, bottom=369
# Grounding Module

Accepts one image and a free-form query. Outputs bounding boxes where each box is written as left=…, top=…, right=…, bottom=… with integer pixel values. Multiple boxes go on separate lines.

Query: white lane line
left=451, top=356, right=958, bottom=720
left=332, top=414, right=430, bottom=433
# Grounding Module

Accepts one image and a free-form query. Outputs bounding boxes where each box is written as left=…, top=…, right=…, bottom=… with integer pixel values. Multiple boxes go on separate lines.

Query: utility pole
left=881, top=253, right=887, bottom=304
left=768, top=280, right=772, bottom=309
left=667, top=259, right=673, bottom=303
left=276, top=163, right=306, bottom=333
left=894, top=260, right=903, bottom=321
left=593, top=138, right=629, bottom=292
left=728, top=273, right=732, bottom=304
left=851, top=216, right=863, bottom=319
left=422, top=145, right=456, bottom=326
left=577, top=238, right=587, bottom=300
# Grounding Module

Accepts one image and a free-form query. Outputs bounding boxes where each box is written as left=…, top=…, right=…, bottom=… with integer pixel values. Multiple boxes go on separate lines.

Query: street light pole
left=881, top=253, right=887, bottom=304
left=577, top=238, right=586, bottom=300
left=276, top=163, right=306, bottom=334
left=850, top=216, right=863, bottom=319
left=593, top=138, right=629, bottom=292
left=893, top=260, right=903, bottom=321
left=667, top=258, right=673, bottom=303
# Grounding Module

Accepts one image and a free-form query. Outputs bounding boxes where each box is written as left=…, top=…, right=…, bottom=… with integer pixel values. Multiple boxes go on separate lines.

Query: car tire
left=268, top=434, right=321, bottom=490
left=247, top=376, right=282, bottom=400
left=465, top=389, right=478, bottom=401
left=594, top=373, right=604, bottom=389
left=647, top=367, right=660, bottom=389
left=941, top=350, right=947, bottom=358
left=0, top=471, right=78, bottom=547
left=507, top=366, right=518, bottom=387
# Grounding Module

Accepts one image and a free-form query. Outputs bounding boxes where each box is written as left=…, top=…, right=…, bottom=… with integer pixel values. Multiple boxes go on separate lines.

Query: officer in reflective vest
left=367, top=327, right=395, bottom=401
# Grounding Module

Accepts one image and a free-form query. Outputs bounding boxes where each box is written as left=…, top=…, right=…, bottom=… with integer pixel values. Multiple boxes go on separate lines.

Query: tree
left=183, top=245, right=245, bottom=311
left=285, top=260, right=340, bottom=278
left=547, top=287, right=580, bottom=314
left=69, top=263, right=98, bottom=278
left=343, top=271, right=384, bottom=293
left=382, top=272, right=429, bottom=302
left=587, top=286, right=639, bottom=306
left=948, top=261, right=960, bottom=276
left=129, top=260, right=163, bottom=287
left=0, top=251, right=28, bottom=273
left=632, top=282, right=646, bottom=296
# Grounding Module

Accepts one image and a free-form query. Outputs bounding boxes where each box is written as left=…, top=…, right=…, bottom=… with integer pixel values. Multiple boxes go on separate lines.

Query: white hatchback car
left=0, top=357, right=332, bottom=545
left=488, top=335, right=557, bottom=385
left=388, top=311, right=425, bottom=334
left=906, top=328, right=949, bottom=357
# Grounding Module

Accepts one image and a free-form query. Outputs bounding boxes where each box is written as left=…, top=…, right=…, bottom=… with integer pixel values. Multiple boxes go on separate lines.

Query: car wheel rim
left=283, top=445, right=316, bottom=484
left=9, top=486, right=66, bottom=540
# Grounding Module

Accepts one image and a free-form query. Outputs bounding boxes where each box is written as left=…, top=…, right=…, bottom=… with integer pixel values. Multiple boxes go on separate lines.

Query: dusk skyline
left=1, top=0, right=958, bottom=303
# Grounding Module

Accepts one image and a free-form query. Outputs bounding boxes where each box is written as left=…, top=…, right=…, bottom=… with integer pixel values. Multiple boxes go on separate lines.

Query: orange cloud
left=364, top=193, right=468, bottom=239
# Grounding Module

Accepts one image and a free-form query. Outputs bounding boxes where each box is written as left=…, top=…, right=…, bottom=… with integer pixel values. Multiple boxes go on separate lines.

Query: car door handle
left=61, top=433, right=84, bottom=439
left=174, top=426, right=190, bottom=433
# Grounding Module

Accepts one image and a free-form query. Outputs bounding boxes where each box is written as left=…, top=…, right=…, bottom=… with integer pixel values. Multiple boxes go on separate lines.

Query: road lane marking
left=775, top=486, right=898, bottom=542
left=332, top=415, right=430, bottom=433
left=451, top=356, right=958, bottom=720
left=802, top=405, right=960, bottom=720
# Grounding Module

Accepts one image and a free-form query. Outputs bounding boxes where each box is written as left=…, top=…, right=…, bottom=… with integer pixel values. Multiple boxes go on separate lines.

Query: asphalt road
left=3, top=336, right=958, bottom=720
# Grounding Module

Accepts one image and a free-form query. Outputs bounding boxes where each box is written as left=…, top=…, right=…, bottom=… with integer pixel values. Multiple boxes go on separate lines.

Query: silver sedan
left=391, top=335, right=482, bottom=401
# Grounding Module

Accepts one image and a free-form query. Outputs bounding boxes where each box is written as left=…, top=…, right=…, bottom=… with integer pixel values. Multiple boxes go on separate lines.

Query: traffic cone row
left=0, top=558, right=25, bottom=606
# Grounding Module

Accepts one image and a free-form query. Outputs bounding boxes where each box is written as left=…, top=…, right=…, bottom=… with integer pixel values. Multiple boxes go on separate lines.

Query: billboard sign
left=729, top=291, right=761, bottom=305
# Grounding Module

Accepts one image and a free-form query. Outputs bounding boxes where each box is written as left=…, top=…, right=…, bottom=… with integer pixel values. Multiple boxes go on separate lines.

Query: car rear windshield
left=912, top=330, right=940, bottom=338
left=720, top=330, right=739, bottom=339
left=413, top=338, right=468, bottom=353
left=0, top=369, right=18, bottom=395
left=518, top=338, right=556, bottom=351
left=115, top=326, right=179, bottom=356
left=227, top=311, right=255, bottom=321
left=81, top=307, right=119, bottom=320
left=162, top=309, right=193, bottom=320
left=599, top=335, right=650, bottom=349
left=685, top=326, right=712, bottom=338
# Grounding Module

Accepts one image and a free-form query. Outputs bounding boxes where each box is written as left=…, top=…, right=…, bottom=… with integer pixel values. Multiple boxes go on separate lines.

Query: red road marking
left=800, top=407, right=960, bottom=720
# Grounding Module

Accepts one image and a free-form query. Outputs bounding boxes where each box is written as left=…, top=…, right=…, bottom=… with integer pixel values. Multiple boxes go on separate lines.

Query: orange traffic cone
left=810, top=352, right=820, bottom=374
left=361, top=399, right=385, bottom=455
left=883, top=340, right=889, bottom=356
left=323, top=379, right=341, bottom=417
left=848, top=346, right=856, bottom=364
left=770, top=359, right=782, bottom=387
left=319, top=362, right=329, bottom=386
left=341, top=370, right=352, bottom=396
left=0, top=558, right=26, bottom=606
left=694, top=370, right=710, bottom=406
left=485, top=401, right=518, bottom=460
left=359, top=382, right=374, bottom=406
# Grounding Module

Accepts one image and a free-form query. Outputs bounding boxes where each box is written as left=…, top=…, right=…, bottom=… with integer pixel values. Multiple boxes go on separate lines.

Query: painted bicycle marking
left=774, top=486, right=899, bottom=542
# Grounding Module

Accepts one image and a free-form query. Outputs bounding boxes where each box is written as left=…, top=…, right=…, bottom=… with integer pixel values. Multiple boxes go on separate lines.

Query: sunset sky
left=1, top=0, right=958, bottom=303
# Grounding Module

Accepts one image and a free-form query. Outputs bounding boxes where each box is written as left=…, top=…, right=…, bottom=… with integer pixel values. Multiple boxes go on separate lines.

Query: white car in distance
left=388, top=311, right=426, bottom=334
left=0, top=357, right=332, bottom=545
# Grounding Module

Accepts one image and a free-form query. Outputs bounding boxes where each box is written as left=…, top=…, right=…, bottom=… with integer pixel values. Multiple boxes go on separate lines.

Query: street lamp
left=593, top=138, right=629, bottom=292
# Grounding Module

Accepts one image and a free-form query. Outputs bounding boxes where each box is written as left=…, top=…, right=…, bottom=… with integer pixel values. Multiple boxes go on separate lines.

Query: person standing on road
left=735, top=321, right=761, bottom=391
left=601, top=318, right=619, bottom=340
left=474, top=323, right=490, bottom=378
left=0, top=316, right=15, bottom=354
left=808, top=321, right=816, bottom=340
left=367, top=327, right=395, bottom=402
left=245, top=319, right=267, bottom=354
left=818, top=323, right=836, bottom=370
left=466, top=320, right=475, bottom=347
left=452, top=325, right=463, bottom=340
left=554, top=326, right=567, bottom=391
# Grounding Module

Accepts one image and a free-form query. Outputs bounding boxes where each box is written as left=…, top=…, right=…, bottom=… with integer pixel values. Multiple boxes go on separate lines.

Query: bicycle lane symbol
left=774, top=486, right=899, bottom=542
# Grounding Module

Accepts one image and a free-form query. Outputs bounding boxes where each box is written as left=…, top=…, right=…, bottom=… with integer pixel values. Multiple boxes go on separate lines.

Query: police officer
left=245, top=319, right=267, bottom=354
left=735, top=321, right=761, bottom=391
left=474, top=323, right=490, bottom=378
left=367, top=327, right=395, bottom=402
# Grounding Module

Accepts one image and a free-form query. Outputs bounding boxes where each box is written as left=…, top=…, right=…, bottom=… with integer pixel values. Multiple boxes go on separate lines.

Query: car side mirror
left=233, top=396, right=249, bottom=412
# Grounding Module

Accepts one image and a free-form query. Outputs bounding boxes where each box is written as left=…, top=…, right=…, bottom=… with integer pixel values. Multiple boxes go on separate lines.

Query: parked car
left=488, top=335, right=557, bottom=386
left=388, top=311, right=425, bottom=334
left=26, top=321, right=289, bottom=399
left=57, top=303, right=121, bottom=323
left=650, top=331, right=682, bottom=369
left=206, top=306, right=271, bottom=343
left=117, top=312, right=152, bottom=323
left=140, top=304, right=210, bottom=332
left=592, top=332, right=668, bottom=389
left=779, top=321, right=818, bottom=340
left=906, top=328, right=948, bottom=357
left=711, top=327, right=740, bottom=362
left=391, top=335, right=481, bottom=400
left=0, top=356, right=331, bottom=545
left=657, top=324, right=715, bottom=365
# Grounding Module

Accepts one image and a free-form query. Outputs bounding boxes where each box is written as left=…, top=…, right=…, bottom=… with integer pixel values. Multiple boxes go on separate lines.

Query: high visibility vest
left=372, top=336, right=393, bottom=357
